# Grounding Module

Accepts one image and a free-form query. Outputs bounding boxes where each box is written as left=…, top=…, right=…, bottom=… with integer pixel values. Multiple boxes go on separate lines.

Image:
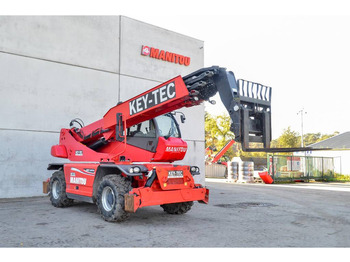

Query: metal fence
left=205, top=163, right=227, bottom=178
left=267, top=154, right=335, bottom=182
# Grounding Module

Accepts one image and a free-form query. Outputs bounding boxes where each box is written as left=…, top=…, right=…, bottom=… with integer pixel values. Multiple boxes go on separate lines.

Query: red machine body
left=211, top=140, right=236, bottom=165
left=46, top=66, right=272, bottom=222
left=51, top=76, right=195, bottom=163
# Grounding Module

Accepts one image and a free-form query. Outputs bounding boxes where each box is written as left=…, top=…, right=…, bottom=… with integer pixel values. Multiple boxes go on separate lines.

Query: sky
left=132, top=14, right=350, bottom=139
left=3, top=0, right=350, bottom=139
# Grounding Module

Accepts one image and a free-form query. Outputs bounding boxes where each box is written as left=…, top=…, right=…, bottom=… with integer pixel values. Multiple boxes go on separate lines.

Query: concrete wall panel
left=118, top=74, right=160, bottom=102
left=0, top=16, right=120, bottom=72
left=175, top=105, right=205, bottom=141
left=0, top=130, right=63, bottom=198
left=0, top=52, right=119, bottom=132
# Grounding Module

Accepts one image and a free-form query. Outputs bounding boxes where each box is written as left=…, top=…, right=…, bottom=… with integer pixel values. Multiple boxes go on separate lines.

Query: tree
left=317, top=131, right=340, bottom=143
left=300, top=131, right=340, bottom=146
left=205, top=112, right=340, bottom=161
left=205, top=112, right=268, bottom=160
left=274, top=129, right=339, bottom=148
left=276, top=126, right=300, bottom=148
left=205, top=112, right=235, bottom=159
left=303, top=132, right=321, bottom=146
left=238, top=143, right=268, bottom=158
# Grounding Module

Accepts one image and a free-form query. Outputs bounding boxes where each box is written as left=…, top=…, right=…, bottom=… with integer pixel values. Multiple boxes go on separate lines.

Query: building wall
left=0, top=16, right=205, bottom=198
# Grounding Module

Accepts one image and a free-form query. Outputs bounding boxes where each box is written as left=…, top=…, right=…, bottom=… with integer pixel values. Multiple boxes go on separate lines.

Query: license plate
left=168, top=170, right=183, bottom=178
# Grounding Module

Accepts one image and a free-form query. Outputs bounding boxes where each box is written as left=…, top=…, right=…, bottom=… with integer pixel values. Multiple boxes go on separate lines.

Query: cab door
left=126, top=119, right=158, bottom=152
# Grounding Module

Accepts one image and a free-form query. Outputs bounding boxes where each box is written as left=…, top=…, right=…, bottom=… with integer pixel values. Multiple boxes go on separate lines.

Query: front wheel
left=161, top=201, right=194, bottom=215
left=49, top=170, right=73, bottom=207
left=96, top=175, right=132, bottom=222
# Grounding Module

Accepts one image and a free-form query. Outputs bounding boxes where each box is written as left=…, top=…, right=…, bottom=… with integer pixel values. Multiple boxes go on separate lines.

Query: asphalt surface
left=1, top=181, right=350, bottom=247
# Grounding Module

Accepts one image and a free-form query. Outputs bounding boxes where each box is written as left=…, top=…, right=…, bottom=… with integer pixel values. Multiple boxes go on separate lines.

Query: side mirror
left=173, top=111, right=186, bottom=123
left=180, top=114, right=186, bottom=123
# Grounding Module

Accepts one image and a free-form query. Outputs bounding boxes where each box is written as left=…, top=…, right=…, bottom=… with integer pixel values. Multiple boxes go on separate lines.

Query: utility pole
left=297, top=108, right=307, bottom=147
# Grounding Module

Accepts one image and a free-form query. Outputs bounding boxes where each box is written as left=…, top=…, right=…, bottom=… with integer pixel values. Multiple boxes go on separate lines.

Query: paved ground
left=1, top=181, right=350, bottom=247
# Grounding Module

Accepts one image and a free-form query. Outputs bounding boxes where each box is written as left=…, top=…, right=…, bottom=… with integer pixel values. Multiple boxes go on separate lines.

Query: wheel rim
left=52, top=180, right=61, bottom=199
left=102, top=186, right=115, bottom=212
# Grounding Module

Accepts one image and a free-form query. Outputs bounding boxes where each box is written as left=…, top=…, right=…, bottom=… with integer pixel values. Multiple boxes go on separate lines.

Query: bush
left=334, top=173, right=350, bottom=182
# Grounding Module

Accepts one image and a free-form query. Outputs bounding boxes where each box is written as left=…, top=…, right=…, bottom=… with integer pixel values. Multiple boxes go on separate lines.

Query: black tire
left=161, top=201, right=194, bottom=215
left=49, top=170, right=73, bottom=207
left=96, top=175, right=132, bottom=222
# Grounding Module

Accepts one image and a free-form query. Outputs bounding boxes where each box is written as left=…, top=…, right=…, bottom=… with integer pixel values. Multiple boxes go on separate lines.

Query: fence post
left=307, top=156, right=309, bottom=182
left=322, top=157, right=324, bottom=180
left=304, top=156, right=307, bottom=181
left=272, top=154, right=275, bottom=183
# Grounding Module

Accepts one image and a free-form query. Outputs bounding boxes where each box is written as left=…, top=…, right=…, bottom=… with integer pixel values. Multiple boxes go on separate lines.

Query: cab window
left=127, top=120, right=156, bottom=138
left=155, top=114, right=180, bottom=138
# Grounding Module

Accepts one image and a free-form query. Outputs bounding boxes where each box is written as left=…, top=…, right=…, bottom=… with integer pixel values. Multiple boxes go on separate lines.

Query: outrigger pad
left=124, top=194, right=136, bottom=213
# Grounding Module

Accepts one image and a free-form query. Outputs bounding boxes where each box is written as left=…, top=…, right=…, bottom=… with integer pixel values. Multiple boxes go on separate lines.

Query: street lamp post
left=297, top=108, right=307, bottom=147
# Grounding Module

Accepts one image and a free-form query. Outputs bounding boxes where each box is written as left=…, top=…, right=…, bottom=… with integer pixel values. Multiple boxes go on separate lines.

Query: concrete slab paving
left=0, top=181, right=349, bottom=247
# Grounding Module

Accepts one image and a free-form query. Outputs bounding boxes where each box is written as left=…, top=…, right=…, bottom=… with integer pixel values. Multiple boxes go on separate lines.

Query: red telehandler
left=44, top=66, right=272, bottom=222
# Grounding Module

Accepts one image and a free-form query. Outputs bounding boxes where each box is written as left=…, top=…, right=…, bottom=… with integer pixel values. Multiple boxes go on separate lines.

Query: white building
left=0, top=16, right=205, bottom=198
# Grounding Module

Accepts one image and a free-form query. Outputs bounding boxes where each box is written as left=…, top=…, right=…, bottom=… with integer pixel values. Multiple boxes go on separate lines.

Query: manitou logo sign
left=141, top=45, right=191, bottom=66
left=165, top=146, right=187, bottom=153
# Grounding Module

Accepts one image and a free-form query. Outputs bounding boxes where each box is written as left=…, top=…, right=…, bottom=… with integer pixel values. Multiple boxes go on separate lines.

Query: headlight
left=190, top=166, right=200, bottom=175
left=133, top=166, right=141, bottom=173
left=129, top=166, right=141, bottom=174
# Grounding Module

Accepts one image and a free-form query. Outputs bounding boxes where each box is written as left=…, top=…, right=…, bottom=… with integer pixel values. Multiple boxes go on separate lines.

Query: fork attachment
left=183, top=66, right=272, bottom=151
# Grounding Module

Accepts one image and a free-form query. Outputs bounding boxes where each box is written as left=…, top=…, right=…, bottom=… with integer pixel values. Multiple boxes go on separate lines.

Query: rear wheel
left=161, top=201, right=194, bottom=215
left=96, top=175, right=132, bottom=222
left=49, top=170, right=73, bottom=207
